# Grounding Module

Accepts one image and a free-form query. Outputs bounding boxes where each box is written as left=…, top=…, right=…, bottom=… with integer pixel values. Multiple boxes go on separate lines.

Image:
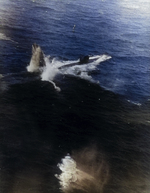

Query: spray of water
left=27, top=44, right=111, bottom=91
left=40, top=57, right=63, bottom=91
left=55, top=147, right=109, bottom=193
left=41, top=54, right=111, bottom=91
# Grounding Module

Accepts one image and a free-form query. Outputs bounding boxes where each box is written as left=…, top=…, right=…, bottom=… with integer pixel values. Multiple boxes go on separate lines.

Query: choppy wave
left=127, top=99, right=142, bottom=106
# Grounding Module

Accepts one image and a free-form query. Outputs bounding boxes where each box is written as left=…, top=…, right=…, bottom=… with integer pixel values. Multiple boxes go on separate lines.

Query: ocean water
left=0, top=0, right=150, bottom=192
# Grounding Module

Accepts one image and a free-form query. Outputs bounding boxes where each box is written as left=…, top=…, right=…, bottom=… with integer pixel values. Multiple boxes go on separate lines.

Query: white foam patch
left=41, top=54, right=111, bottom=90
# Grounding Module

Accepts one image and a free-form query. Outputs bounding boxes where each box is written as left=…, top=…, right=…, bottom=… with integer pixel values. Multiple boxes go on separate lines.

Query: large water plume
left=55, top=147, right=109, bottom=193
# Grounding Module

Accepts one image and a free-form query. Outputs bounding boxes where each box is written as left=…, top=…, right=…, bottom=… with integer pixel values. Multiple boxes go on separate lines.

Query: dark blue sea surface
left=0, top=0, right=150, bottom=192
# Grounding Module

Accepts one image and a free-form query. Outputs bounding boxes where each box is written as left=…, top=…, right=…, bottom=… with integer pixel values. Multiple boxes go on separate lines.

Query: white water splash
left=41, top=54, right=111, bottom=90
left=55, top=147, right=109, bottom=192
left=64, top=55, right=111, bottom=79
left=55, top=155, right=78, bottom=190
left=41, top=57, right=62, bottom=91
left=27, top=44, right=45, bottom=73
left=55, top=154, right=95, bottom=192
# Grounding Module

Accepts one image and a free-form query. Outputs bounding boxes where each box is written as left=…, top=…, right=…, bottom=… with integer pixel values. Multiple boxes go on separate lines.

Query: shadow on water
left=0, top=77, right=150, bottom=193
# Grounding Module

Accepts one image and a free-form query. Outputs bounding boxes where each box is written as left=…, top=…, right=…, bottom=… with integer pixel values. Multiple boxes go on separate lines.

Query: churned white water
left=41, top=54, right=111, bottom=91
